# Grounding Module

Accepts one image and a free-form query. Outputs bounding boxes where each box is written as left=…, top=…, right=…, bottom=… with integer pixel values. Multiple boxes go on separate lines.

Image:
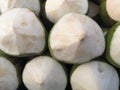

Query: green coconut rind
left=102, top=28, right=109, bottom=36
left=99, top=0, right=115, bottom=27
left=70, top=65, right=79, bottom=77
left=97, top=0, right=106, bottom=4
left=105, top=22, right=120, bottom=68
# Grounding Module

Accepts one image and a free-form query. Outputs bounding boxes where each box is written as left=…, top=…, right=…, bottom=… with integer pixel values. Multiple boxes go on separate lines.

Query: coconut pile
left=0, top=0, right=119, bottom=90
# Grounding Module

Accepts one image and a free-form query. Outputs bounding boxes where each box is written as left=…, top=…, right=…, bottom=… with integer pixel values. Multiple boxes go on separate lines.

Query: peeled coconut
left=0, top=57, right=19, bottom=90
left=99, top=0, right=115, bottom=27
left=45, top=0, right=88, bottom=23
left=70, top=61, right=119, bottom=90
left=0, top=0, right=40, bottom=15
left=105, top=22, right=120, bottom=68
left=106, top=0, right=120, bottom=21
left=49, top=12, right=105, bottom=64
left=0, top=8, right=46, bottom=56
left=22, top=56, right=67, bottom=90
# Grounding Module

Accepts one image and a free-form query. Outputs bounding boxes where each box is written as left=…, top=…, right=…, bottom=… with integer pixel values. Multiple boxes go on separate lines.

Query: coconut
left=45, top=0, right=88, bottom=23
left=0, top=8, right=46, bottom=56
left=0, top=0, right=40, bottom=15
left=0, top=57, right=19, bottom=90
left=49, top=12, right=105, bottom=64
left=106, top=0, right=120, bottom=21
left=70, top=61, right=119, bottom=90
left=22, top=56, right=67, bottom=90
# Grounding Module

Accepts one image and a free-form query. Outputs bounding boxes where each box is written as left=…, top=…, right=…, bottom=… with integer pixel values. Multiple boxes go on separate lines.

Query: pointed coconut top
left=0, top=8, right=46, bottom=56
left=71, top=61, right=119, bottom=90
left=22, top=56, right=67, bottom=90
left=106, top=0, right=120, bottom=21
left=0, top=0, right=40, bottom=15
left=45, top=0, right=88, bottom=23
left=49, top=12, right=105, bottom=64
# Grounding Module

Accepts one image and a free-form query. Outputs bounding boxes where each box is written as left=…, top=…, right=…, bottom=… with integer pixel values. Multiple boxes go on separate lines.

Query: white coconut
left=0, top=57, right=19, bottom=90
left=0, top=0, right=40, bottom=15
left=110, top=25, right=120, bottom=65
left=0, top=8, right=46, bottom=56
left=70, top=61, right=119, bottom=90
left=49, top=12, right=105, bottom=64
left=22, top=56, right=67, bottom=90
left=106, top=0, right=120, bottom=21
left=45, top=0, right=88, bottom=23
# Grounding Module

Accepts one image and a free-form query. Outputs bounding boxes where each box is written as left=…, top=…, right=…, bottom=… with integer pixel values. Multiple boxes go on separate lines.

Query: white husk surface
left=0, top=0, right=40, bottom=15
left=106, top=0, right=120, bottom=21
left=22, top=56, right=67, bottom=90
left=0, top=57, right=19, bottom=90
left=49, top=13, right=105, bottom=64
left=71, top=61, right=119, bottom=90
left=45, top=0, right=88, bottom=23
left=110, top=26, right=120, bottom=65
left=0, top=8, right=45, bottom=56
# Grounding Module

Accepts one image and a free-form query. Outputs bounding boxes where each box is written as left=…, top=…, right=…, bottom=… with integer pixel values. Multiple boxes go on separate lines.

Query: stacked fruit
left=0, top=0, right=119, bottom=90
